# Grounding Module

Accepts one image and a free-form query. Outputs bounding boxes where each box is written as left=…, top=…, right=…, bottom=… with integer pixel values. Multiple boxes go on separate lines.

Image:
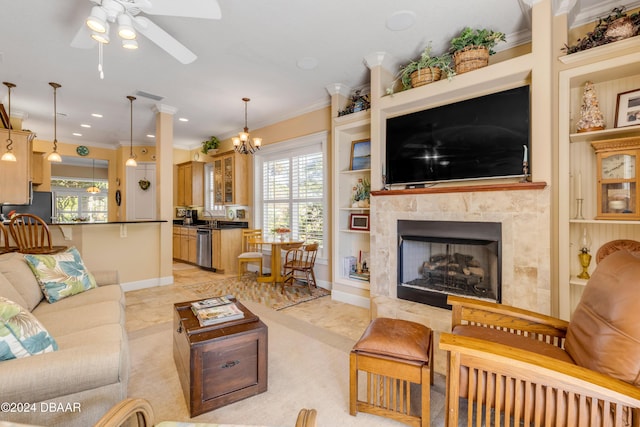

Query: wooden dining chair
left=282, top=242, right=318, bottom=294
left=237, top=229, right=264, bottom=277
left=0, top=222, right=17, bottom=254
left=8, top=214, right=67, bottom=254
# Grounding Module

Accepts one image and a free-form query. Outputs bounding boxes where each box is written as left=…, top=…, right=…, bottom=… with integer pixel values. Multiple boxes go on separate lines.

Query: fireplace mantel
left=372, top=181, right=547, bottom=197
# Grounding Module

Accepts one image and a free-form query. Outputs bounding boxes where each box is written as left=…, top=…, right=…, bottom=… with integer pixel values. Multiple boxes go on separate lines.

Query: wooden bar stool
left=350, top=317, right=433, bottom=427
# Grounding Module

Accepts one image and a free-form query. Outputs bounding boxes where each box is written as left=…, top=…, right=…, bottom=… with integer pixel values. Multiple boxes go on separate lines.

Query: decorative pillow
left=0, top=297, right=58, bottom=360
left=24, top=247, right=97, bottom=303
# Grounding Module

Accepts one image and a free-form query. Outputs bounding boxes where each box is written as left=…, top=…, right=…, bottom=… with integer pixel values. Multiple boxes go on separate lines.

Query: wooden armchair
left=439, top=249, right=640, bottom=426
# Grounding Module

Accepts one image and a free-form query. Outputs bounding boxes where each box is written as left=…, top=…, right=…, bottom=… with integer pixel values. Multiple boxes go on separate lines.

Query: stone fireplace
left=369, top=184, right=551, bottom=374
left=397, top=219, right=501, bottom=309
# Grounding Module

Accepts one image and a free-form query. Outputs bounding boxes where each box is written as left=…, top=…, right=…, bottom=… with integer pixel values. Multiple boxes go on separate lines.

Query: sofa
left=0, top=250, right=129, bottom=427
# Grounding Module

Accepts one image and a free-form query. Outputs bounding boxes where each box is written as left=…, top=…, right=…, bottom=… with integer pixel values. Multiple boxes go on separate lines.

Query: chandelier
left=1, top=82, right=16, bottom=162
left=232, top=98, right=262, bottom=155
left=87, top=159, right=101, bottom=194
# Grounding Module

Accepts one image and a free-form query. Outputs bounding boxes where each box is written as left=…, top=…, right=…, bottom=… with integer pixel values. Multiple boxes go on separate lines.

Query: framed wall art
left=349, top=213, right=370, bottom=231
left=615, top=88, right=640, bottom=128
left=349, top=139, right=371, bottom=170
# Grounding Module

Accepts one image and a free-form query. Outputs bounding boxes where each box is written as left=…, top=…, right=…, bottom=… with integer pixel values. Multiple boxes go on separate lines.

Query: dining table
left=253, top=237, right=304, bottom=284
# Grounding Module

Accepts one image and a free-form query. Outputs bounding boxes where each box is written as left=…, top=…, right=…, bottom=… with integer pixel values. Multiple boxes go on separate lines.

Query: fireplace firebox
left=397, top=220, right=502, bottom=309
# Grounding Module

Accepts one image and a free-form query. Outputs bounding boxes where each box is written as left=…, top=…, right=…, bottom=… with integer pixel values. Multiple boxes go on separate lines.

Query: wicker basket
left=409, top=67, right=442, bottom=88
left=453, top=46, right=489, bottom=74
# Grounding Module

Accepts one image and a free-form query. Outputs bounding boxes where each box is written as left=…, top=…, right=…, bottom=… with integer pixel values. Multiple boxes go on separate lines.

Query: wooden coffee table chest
left=173, top=299, right=268, bottom=417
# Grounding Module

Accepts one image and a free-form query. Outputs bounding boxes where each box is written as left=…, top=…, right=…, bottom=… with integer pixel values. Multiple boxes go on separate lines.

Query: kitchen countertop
left=51, top=220, right=168, bottom=225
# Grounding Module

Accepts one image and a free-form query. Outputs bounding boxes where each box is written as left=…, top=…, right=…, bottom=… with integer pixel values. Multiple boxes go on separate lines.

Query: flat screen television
left=385, top=85, right=530, bottom=186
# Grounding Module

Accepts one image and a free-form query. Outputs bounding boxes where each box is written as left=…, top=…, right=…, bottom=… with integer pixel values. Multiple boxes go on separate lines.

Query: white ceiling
left=0, top=0, right=637, bottom=152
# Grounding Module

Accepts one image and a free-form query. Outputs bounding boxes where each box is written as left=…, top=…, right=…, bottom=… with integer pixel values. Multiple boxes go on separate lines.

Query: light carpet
left=182, top=273, right=330, bottom=311
left=128, top=300, right=448, bottom=426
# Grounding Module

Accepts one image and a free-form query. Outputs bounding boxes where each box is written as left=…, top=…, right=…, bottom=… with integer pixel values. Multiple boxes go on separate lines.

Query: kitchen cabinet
left=31, top=151, right=44, bottom=186
left=212, top=228, right=242, bottom=273
left=173, top=226, right=198, bottom=263
left=0, top=129, right=34, bottom=204
left=212, top=152, right=247, bottom=206
left=176, top=161, right=204, bottom=206
left=173, top=226, right=182, bottom=259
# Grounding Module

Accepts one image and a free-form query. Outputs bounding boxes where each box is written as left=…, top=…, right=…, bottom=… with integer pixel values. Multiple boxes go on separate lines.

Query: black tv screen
left=385, top=85, right=530, bottom=186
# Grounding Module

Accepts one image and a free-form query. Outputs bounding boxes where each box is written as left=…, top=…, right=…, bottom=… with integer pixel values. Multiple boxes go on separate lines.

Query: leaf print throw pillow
left=0, top=297, right=58, bottom=360
left=24, top=247, right=97, bottom=303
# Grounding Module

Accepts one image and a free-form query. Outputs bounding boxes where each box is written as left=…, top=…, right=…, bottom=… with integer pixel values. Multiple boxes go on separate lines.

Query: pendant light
left=232, top=98, right=262, bottom=155
left=47, top=82, right=62, bottom=163
left=1, top=82, right=16, bottom=162
left=125, top=95, right=137, bottom=167
left=86, top=159, right=100, bottom=194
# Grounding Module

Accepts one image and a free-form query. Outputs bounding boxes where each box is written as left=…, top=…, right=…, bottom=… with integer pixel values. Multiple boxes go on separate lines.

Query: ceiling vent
left=135, top=90, right=164, bottom=101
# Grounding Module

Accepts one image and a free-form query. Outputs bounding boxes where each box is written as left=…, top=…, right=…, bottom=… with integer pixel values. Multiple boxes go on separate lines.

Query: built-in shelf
left=569, top=125, right=640, bottom=143
left=339, top=207, right=370, bottom=211
left=569, top=218, right=640, bottom=225
left=569, top=277, right=589, bottom=287
left=341, top=168, right=371, bottom=174
left=372, top=181, right=546, bottom=197
left=558, top=36, right=640, bottom=65
left=339, top=229, right=370, bottom=234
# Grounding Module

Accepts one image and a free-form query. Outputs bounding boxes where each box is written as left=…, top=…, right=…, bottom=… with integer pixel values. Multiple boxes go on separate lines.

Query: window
left=255, top=132, right=327, bottom=257
left=52, top=178, right=108, bottom=222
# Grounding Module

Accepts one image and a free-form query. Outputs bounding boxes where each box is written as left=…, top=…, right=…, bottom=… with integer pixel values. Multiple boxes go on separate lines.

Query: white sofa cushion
left=0, top=252, right=43, bottom=311
left=0, top=272, right=28, bottom=309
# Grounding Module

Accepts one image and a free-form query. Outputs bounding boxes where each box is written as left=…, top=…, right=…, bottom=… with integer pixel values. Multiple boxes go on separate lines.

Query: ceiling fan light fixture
left=91, top=29, right=110, bottom=44
left=117, top=14, right=136, bottom=40
left=2, top=82, right=17, bottom=162
left=86, top=6, right=107, bottom=33
left=122, top=39, right=138, bottom=50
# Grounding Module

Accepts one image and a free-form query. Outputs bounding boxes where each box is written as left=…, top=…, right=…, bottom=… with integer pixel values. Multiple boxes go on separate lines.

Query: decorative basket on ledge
left=453, top=46, right=489, bottom=74
left=409, top=67, right=442, bottom=88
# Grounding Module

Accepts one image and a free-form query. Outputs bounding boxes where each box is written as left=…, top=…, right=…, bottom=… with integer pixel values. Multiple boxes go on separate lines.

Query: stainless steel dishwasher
left=196, top=227, right=212, bottom=269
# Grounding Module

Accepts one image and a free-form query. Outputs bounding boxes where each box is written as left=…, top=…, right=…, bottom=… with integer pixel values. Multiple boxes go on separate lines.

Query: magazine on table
left=192, top=302, right=245, bottom=326
left=191, top=296, right=233, bottom=311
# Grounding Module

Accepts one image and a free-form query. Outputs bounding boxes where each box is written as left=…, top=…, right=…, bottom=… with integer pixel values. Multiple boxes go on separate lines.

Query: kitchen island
left=48, top=220, right=171, bottom=290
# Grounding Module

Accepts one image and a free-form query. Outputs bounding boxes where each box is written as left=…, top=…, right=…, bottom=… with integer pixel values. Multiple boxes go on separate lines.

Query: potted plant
left=398, top=43, right=454, bottom=90
left=449, top=27, right=506, bottom=74
left=563, top=7, right=639, bottom=54
left=201, top=136, right=220, bottom=155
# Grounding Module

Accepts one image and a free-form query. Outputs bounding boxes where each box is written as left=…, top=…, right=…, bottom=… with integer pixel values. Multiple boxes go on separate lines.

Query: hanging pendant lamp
left=87, top=159, right=100, bottom=194
left=125, top=95, right=137, bottom=167
left=47, top=82, right=62, bottom=163
left=232, top=98, right=262, bottom=155
left=1, top=82, right=17, bottom=162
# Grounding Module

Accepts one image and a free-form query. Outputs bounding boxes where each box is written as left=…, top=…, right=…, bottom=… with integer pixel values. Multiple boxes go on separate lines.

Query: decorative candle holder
left=577, top=251, right=592, bottom=279
left=574, top=198, right=585, bottom=220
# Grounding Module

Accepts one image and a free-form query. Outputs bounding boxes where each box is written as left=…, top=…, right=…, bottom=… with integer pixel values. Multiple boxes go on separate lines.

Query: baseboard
left=121, top=275, right=173, bottom=292
left=331, top=289, right=370, bottom=309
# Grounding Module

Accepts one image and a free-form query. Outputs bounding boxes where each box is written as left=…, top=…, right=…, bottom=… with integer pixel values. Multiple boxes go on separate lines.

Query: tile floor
left=125, top=262, right=372, bottom=341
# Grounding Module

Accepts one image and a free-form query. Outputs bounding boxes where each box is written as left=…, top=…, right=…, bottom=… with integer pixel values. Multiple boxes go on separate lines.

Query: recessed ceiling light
left=178, top=117, right=189, bottom=122
left=91, top=113, right=103, bottom=118
left=297, top=57, right=318, bottom=70
left=72, top=133, right=82, bottom=137
left=146, top=134, right=155, bottom=138
left=81, top=124, right=91, bottom=128
left=386, top=10, right=416, bottom=31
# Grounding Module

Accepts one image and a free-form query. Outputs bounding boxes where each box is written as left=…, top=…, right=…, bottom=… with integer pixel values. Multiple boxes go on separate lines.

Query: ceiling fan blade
left=138, top=0, right=221, bottom=19
left=134, top=16, right=197, bottom=64
left=71, top=23, right=96, bottom=49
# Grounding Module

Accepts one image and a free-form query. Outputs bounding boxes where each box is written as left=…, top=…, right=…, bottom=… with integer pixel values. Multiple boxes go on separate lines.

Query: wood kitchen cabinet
left=173, top=226, right=197, bottom=263
left=212, top=152, right=247, bottom=206
left=176, top=161, right=204, bottom=207
left=0, top=129, right=34, bottom=204
left=212, top=228, right=242, bottom=273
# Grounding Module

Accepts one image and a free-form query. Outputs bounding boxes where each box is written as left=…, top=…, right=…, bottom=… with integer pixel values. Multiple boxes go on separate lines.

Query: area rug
left=182, top=273, right=330, bottom=311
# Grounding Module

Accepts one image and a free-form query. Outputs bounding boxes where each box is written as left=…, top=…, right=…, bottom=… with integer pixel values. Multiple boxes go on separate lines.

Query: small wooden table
left=253, top=238, right=303, bottom=284
left=173, top=299, right=268, bottom=417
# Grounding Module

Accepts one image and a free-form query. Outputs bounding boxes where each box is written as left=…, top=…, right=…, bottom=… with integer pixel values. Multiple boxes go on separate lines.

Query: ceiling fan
left=71, top=0, right=220, bottom=64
